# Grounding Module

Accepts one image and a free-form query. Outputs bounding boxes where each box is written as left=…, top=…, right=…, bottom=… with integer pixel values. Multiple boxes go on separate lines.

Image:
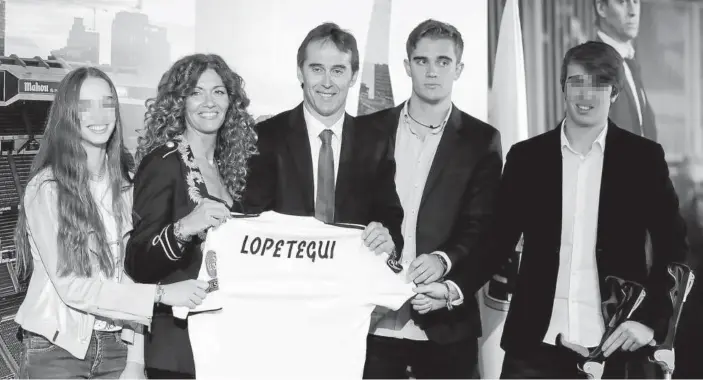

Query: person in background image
left=594, top=0, right=657, bottom=141
left=485, top=41, right=687, bottom=379
left=594, top=2, right=689, bottom=376
left=358, top=19, right=503, bottom=379
left=13, top=66, right=207, bottom=379
left=125, top=53, right=258, bottom=379
left=238, top=22, right=404, bottom=262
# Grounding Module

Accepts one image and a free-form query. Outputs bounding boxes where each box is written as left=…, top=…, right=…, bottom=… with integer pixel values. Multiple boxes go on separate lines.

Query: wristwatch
left=155, top=284, right=165, bottom=304
left=443, top=282, right=454, bottom=311
left=436, top=254, right=448, bottom=274
left=173, top=220, right=192, bottom=244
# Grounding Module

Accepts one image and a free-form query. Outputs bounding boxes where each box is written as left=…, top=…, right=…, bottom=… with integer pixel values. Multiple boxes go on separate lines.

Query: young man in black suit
left=358, top=19, right=503, bottom=379
left=489, top=41, right=688, bottom=378
left=240, top=23, right=403, bottom=257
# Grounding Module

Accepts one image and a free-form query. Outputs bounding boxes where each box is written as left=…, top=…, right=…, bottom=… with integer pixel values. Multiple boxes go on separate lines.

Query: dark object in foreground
left=645, top=262, right=695, bottom=379
left=557, top=276, right=647, bottom=379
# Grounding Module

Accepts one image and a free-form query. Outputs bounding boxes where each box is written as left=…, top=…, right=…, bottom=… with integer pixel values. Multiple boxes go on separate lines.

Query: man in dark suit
left=359, top=19, right=503, bottom=379
left=594, top=0, right=657, bottom=141
left=240, top=22, right=403, bottom=257
left=489, top=41, right=688, bottom=378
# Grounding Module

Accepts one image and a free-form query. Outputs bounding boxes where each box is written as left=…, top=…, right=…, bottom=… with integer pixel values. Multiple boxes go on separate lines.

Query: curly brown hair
left=136, top=53, right=258, bottom=200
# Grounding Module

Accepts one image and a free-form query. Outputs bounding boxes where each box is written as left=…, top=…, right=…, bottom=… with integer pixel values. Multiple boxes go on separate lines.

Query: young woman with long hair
left=13, top=66, right=208, bottom=379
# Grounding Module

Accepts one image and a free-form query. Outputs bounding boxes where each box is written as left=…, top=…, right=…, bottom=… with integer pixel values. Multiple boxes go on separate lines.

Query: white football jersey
left=178, top=211, right=414, bottom=379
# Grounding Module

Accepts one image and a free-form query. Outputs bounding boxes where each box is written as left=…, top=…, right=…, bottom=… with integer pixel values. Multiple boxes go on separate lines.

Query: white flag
left=480, top=0, right=529, bottom=378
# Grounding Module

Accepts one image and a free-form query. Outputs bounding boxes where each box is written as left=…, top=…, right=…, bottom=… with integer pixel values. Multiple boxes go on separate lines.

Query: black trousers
left=500, top=343, right=655, bottom=379
left=146, top=368, right=195, bottom=379
left=363, top=334, right=479, bottom=379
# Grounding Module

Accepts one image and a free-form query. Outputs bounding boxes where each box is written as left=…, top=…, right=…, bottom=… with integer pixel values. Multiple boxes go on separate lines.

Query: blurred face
left=563, top=63, right=616, bottom=128
left=79, top=77, right=116, bottom=149
left=404, top=37, right=464, bottom=104
left=185, top=68, right=229, bottom=135
left=297, top=39, right=357, bottom=121
left=597, top=0, right=640, bottom=42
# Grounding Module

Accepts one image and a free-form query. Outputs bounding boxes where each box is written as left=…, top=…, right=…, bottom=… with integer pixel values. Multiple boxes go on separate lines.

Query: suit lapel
left=286, top=104, right=315, bottom=212
left=540, top=124, right=564, bottom=248
left=386, top=103, right=405, bottom=142
left=595, top=121, right=622, bottom=258
left=420, top=106, right=463, bottom=207
left=334, top=113, right=355, bottom=218
left=620, top=78, right=642, bottom=134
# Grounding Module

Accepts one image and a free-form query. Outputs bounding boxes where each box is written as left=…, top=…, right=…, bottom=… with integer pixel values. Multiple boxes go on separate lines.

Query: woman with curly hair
left=13, top=67, right=208, bottom=379
left=125, top=53, right=258, bottom=379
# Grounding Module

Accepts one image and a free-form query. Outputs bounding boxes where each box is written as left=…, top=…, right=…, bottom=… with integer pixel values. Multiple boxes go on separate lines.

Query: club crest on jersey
left=205, top=250, right=219, bottom=293
left=205, top=250, right=218, bottom=278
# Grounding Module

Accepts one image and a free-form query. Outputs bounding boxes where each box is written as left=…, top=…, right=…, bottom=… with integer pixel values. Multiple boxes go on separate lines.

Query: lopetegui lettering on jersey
left=239, top=235, right=337, bottom=263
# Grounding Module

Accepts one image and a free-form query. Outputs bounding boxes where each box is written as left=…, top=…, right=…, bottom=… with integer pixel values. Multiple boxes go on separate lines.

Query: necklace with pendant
left=90, top=162, right=107, bottom=182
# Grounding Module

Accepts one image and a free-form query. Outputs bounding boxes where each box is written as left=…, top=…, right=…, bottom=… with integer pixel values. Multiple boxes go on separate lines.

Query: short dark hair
left=593, top=0, right=621, bottom=26
left=296, top=22, right=359, bottom=74
left=405, top=19, right=464, bottom=62
left=560, top=41, right=624, bottom=95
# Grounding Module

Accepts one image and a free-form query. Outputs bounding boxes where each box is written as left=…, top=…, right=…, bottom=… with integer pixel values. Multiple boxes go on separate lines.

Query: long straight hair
left=14, top=66, right=134, bottom=279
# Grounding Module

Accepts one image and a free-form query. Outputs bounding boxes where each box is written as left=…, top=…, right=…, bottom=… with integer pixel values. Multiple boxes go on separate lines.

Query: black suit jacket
left=238, top=103, right=404, bottom=251
left=125, top=138, right=233, bottom=375
left=488, top=121, right=688, bottom=354
left=358, top=103, right=503, bottom=344
left=595, top=35, right=657, bottom=141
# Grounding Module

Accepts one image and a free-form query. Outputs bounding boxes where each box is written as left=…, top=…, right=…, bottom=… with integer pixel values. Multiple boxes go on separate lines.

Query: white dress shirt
left=598, top=31, right=643, bottom=127
left=371, top=100, right=463, bottom=341
left=543, top=120, right=607, bottom=348
left=303, top=104, right=344, bottom=204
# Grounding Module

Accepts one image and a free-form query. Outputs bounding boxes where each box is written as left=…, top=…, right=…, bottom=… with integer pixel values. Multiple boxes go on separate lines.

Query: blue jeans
left=19, top=330, right=128, bottom=379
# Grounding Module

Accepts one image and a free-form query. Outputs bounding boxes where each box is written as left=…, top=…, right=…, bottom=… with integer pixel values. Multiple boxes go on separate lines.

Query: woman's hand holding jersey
left=158, top=280, right=210, bottom=309
left=176, top=199, right=232, bottom=240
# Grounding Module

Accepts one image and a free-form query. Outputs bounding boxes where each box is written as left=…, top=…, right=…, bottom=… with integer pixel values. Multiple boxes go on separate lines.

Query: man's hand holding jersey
left=407, top=253, right=464, bottom=314
left=362, top=222, right=395, bottom=256
left=411, top=282, right=463, bottom=314
left=359, top=223, right=465, bottom=314
left=407, top=253, right=447, bottom=284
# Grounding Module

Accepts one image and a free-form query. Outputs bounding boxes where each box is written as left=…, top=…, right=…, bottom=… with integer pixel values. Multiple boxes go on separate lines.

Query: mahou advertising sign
left=19, top=80, right=59, bottom=94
